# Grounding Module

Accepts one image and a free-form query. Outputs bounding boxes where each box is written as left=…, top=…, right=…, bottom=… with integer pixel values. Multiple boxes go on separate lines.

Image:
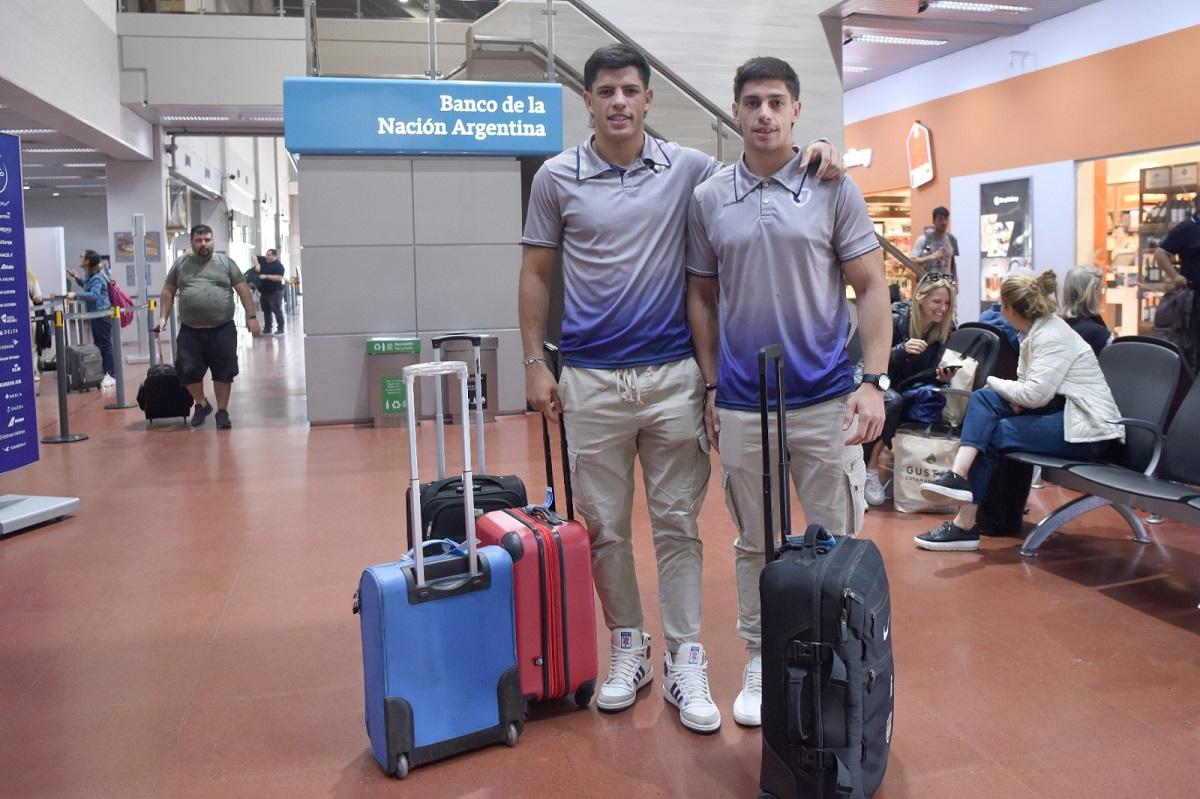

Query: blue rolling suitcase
left=354, top=360, right=523, bottom=778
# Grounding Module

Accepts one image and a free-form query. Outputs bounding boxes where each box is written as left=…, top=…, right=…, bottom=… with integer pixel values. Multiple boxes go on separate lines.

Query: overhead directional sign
left=284, top=77, right=564, bottom=157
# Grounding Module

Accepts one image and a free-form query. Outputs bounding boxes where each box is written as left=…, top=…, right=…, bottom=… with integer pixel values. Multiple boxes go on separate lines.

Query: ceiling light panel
left=22, top=147, right=97, bottom=153
left=62, top=162, right=105, bottom=168
left=161, top=115, right=231, bottom=122
left=928, top=1, right=1032, bottom=13
left=850, top=34, right=948, bottom=46
left=844, top=66, right=872, bottom=73
left=1, top=129, right=55, bottom=135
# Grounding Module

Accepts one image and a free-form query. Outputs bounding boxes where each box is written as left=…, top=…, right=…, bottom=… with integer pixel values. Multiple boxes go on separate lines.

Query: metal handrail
left=469, top=34, right=667, bottom=143
left=875, top=233, right=922, bottom=279
left=563, top=0, right=739, bottom=137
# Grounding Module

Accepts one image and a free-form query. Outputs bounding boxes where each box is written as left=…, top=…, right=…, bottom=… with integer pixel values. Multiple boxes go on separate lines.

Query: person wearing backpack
left=66, top=250, right=116, bottom=388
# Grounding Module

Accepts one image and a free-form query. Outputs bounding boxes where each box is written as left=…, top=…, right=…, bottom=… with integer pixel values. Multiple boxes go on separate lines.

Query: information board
left=284, top=77, right=564, bottom=157
left=0, top=133, right=39, bottom=472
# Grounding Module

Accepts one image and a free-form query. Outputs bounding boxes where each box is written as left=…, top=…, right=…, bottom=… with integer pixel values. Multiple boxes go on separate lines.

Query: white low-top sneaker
left=100, top=375, right=116, bottom=389
left=663, top=643, right=721, bottom=733
left=732, top=655, right=762, bottom=726
left=596, top=628, right=652, bottom=712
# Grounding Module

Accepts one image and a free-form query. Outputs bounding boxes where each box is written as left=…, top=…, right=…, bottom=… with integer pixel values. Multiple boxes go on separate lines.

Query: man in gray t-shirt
left=910, top=206, right=959, bottom=278
left=154, top=225, right=261, bottom=429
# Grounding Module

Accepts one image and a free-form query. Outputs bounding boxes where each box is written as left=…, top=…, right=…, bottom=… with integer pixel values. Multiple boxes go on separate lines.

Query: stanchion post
left=42, top=306, right=88, bottom=444
left=105, top=307, right=137, bottom=410
left=147, top=298, right=159, bottom=368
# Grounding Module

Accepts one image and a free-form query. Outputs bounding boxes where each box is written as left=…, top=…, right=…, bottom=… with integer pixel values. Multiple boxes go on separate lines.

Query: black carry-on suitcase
left=405, top=334, right=527, bottom=548
left=137, top=338, right=193, bottom=426
left=757, top=345, right=894, bottom=799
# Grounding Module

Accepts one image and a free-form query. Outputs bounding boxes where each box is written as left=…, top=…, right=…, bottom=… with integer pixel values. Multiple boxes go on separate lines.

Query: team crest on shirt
left=792, top=189, right=812, bottom=207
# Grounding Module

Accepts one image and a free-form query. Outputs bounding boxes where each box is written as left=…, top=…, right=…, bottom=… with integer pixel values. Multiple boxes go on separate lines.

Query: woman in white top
left=915, top=270, right=1124, bottom=551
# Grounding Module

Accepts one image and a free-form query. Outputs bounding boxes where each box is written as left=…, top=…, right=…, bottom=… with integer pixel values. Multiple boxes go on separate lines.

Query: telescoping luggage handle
left=759, top=345, right=791, bottom=565
left=404, top=360, right=478, bottom=587
left=432, top=334, right=487, bottom=478
left=541, top=342, right=575, bottom=519
left=759, top=346, right=835, bottom=564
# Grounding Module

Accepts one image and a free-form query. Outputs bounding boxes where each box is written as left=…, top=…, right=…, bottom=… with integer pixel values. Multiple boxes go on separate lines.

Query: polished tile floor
left=2, top=321, right=1198, bottom=798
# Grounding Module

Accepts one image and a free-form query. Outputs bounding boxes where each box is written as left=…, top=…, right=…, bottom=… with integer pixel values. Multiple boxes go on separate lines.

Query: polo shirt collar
left=732, top=147, right=808, bottom=202
left=574, top=134, right=672, bottom=181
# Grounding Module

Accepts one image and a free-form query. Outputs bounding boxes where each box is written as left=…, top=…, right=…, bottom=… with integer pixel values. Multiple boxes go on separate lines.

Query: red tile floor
left=1, top=323, right=1198, bottom=798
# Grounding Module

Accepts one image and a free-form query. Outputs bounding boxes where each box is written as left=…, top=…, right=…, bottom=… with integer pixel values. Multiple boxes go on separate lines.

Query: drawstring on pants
left=616, top=368, right=643, bottom=405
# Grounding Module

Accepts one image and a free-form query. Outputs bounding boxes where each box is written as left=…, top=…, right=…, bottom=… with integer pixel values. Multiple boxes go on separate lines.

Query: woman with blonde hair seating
left=915, top=270, right=1123, bottom=551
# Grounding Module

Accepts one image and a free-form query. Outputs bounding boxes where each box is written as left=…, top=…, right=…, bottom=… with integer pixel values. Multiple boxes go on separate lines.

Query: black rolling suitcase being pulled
left=137, top=338, right=194, bottom=425
left=404, top=334, right=527, bottom=548
left=757, top=345, right=894, bottom=799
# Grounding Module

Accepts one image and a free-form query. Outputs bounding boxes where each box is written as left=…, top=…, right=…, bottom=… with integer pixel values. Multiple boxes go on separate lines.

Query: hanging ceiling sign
left=284, top=77, right=564, bottom=157
left=906, top=122, right=933, bottom=189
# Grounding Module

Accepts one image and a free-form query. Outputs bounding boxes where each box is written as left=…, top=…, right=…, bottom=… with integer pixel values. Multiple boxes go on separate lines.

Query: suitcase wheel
left=505, top=722, right=519, bottom=747
left=393, top=754, right=409, bottom=779
left=574, top=679, right=595, bottom=709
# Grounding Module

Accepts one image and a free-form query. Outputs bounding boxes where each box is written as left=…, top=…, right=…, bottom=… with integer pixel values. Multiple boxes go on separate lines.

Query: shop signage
left=284, top=77, right=564, bottom=157
left=979, top=177, right=1033, bottom=303
left=906, top=122, right=933, bottom=189
left=845, top=148, right=873, bottom=169
left=0, top=134, right=40, bottom=473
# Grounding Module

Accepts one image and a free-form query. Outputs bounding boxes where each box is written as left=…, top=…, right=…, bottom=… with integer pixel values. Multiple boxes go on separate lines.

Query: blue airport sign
left=284, top=77, right=563, bottom=156
left=0, top=133, right=39, bottom=473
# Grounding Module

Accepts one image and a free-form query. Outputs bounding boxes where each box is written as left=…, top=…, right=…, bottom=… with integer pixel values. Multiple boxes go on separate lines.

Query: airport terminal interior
left=2, top=1, right=1199, bottom=797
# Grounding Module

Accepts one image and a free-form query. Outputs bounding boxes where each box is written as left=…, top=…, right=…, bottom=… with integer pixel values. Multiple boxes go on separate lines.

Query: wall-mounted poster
left=114, top=231, right=135, bottom=262
left=979, top=178, right=1032, bottom=303
left=144, top=231, right=161, bottom=263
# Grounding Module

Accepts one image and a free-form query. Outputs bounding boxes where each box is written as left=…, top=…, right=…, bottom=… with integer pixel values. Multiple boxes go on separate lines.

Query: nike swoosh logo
left=882, top=621, right=890, bottom=641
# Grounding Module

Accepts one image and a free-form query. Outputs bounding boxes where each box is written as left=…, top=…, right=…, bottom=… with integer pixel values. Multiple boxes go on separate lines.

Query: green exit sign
left=366, top=338, right=421, bottom=355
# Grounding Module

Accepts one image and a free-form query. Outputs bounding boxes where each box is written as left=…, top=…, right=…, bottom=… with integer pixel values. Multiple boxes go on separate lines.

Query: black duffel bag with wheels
left=758, top=345, right=893, bottom=799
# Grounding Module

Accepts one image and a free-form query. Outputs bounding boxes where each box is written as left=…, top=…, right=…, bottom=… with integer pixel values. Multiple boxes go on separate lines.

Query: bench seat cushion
left=1066, top=464, right=1200, bottom=503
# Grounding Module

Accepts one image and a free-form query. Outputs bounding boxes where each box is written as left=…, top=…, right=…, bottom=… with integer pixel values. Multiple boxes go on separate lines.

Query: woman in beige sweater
left=915, top=270, right=1123, bottom=551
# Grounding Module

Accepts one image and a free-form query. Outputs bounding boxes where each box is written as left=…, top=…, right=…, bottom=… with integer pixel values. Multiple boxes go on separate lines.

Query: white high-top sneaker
left=732, top=655, right=762, bottom=726
left=864, top=468, right=886, bottom=507
left=596, top=628, right=652, bottom=712
left=663, top=642, right=721, bottom=733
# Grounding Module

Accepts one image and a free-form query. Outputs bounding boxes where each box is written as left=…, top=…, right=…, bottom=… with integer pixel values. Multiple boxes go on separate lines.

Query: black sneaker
left=914, top=521, right=981, bottom=551
left=215, top=410, right=232, bottom=430
left=920, top=471, right=973, bottom=504
left=190, top=402, right=213, bottom=427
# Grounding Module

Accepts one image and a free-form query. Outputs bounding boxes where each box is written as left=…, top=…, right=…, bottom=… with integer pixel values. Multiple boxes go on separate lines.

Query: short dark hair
left=190, top=224, right=213, bottom=240
left=583, top=44, right=650, bottom=92
left=83, top=250, right=101, bottom=269
left=932, top=207, right=950, bottom=220
left=733, top=57, right=800, bottom=102
left=266, top=249, right=278, bottom=256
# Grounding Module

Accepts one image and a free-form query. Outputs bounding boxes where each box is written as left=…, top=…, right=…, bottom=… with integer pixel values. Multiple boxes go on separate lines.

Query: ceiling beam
left=843, top=12, right=1027, bottom=38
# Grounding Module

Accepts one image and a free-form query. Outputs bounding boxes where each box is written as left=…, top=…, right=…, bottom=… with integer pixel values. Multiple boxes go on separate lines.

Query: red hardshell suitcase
left=475, top=343, right=597, bottom=707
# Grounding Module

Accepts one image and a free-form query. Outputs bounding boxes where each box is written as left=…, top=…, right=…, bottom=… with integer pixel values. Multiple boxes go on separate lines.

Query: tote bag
left=893, top=426, right=960, bottom=514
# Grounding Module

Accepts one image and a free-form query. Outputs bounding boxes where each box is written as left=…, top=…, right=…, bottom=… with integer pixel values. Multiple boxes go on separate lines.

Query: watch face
left=878, top=374, right=891, bottom=391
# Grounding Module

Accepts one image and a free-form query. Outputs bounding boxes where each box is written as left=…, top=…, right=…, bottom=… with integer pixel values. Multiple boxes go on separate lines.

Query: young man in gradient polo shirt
left=686, top=57, right=890, bottom=728
left=519, top=44, right=840, bottom=734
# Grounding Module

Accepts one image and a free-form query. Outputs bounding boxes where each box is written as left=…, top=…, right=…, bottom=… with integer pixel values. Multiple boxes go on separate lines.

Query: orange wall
left=845, top=24, right=1200, bottom=230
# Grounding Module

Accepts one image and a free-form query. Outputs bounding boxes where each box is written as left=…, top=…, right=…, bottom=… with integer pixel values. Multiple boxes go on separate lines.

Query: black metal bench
left=1005, top=337, right=1200, bottom=556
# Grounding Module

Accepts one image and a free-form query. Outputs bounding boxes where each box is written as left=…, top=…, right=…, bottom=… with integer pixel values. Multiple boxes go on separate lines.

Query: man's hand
left=903, top=338, right=927, bottom=356
left=526, top=362, right=561, bottom=423
left=248, top=317, right=262, bottom=337
left=65, top=291, right=77, bottom=300
left=935, top=366, right=958, bottom=383
left=843, top=384, right=884, bottom=445
left=152, top=317, right=167, bottom=335
left=1173, top=274, right=1189, bottom=290
left=1010, top=401, right=1024, bottom=414
left=704, top=389, right=720, bottom=453
left=799, top=140, right=844, bottom=181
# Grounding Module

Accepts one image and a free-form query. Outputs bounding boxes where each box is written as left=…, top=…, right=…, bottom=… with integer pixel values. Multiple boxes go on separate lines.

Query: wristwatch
left=861, top=373, right=891, bottom=391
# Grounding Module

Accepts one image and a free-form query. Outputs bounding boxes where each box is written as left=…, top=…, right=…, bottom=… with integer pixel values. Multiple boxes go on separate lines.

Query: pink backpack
left=107, top=277, right=135, bottom=328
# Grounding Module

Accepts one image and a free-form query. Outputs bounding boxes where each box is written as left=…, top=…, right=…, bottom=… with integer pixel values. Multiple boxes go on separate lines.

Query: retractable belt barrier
left=41, top=305, right=88, bottom=445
